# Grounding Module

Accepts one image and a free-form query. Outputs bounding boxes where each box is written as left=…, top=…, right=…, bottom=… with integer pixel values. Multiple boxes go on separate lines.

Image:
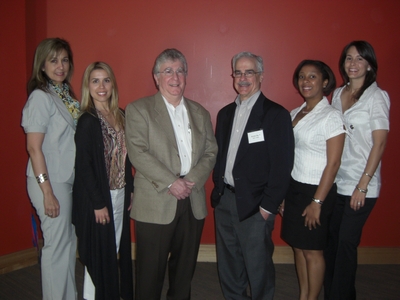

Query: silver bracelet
left=36, top=173, right=48, bottom=184
left=356, top=185, right=368, bottom=193
left=364, top=172, right=373, bottom=179
left=312, top=197, right=323, bottom=205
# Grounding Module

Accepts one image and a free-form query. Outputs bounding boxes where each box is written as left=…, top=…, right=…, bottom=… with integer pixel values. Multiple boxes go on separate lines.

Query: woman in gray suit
left=21, top=38, right=80, bottom=300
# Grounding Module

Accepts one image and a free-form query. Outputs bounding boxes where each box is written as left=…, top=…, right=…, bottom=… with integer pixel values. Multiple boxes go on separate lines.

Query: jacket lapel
left=153, top=92, right=179, bottom=152
left=184, top=98, right=202, bottom=165
left=48, top=89, right=76, bottom=129
left=234, top=93, right=266, bottom=166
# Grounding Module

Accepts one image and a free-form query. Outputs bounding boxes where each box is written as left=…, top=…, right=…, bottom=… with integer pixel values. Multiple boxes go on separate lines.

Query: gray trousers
left=28, top=175, right=77, bottom=300
left=215, top=187, right=276, bottom=300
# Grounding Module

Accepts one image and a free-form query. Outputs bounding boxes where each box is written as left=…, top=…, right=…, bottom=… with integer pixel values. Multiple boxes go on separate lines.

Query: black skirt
left=281, top=178, right=336, bottom=250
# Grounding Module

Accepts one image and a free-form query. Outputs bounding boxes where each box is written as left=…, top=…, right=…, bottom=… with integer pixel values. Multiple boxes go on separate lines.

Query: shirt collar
left=235, top=90, right=261, bottom=110
left=162, top=95, right=185, bottom=110
left=299, top=96, right=329, bottom=113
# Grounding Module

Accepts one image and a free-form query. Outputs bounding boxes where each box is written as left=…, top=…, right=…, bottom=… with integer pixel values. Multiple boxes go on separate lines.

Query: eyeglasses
left=233, top=70, right=261, bottom=78
left=158, top=68, right=187, bottom=77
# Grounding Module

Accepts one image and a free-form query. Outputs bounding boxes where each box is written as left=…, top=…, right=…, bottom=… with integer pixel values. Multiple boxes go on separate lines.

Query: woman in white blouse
left=281, top=60, right=345, bottom=300
left=324, top=41, right=390, bottom=300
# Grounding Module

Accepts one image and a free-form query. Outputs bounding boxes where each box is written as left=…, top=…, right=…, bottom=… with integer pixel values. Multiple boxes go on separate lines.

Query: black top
left=72, top=110, right=133, bottom=300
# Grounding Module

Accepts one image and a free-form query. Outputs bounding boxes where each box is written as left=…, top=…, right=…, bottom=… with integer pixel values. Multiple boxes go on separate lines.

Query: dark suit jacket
left=72, top=110, right=133, bottom=300
left=211, top=92, right=294, bottom=221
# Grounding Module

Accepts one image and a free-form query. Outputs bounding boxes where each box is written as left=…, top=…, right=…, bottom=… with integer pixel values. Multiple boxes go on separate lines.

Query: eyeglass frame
left=157, top=67, right=187, bottom=77
left=232, top=70, right=262, bottom=78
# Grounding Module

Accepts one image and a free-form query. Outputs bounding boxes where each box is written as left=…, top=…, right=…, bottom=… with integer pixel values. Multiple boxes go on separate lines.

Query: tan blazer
left=125, top=92, right=217, bottom=224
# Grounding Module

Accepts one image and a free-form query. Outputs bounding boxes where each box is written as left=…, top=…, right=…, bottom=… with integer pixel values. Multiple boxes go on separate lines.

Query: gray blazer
left=22, top=88, right=76, bottom=183
left=125, top=92, right=217, bottom=224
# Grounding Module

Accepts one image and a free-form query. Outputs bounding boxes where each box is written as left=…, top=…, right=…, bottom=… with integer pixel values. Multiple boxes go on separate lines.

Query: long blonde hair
left=81, top=62, right=124, bottom=129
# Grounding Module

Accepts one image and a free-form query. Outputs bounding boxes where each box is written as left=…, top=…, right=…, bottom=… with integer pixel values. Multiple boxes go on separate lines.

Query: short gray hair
left=232, top=51, right=264, bottom=73
left=153, top=48, right=188, bottom=75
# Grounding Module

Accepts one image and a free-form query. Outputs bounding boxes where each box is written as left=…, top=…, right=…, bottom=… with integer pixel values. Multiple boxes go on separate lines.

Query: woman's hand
left=128, top=193, right=133, bottom=211
left=43, top=193, right=60, bottom=218
left=95, top=207, right=110, bottom=225
left=27, top=132, right=61, bottom=218
left=350, top=188, right=367, bottom=211
left=302, top=202, right=321, bottom=230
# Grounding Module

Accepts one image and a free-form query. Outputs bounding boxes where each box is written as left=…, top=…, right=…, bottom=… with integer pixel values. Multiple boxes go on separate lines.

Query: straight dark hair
left=293, top=60, right=336, bottom=96
left=339, top=40, right=377, bottom=101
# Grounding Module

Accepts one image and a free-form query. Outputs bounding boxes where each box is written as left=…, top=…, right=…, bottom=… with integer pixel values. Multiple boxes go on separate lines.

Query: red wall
left=0, top=0, right=32, bottom=255
left=2, top=0, right=399, bottom=256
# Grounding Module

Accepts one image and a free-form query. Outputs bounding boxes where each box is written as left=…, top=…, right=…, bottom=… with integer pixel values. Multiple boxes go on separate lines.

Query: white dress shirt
left=332, top=82, right=390, bottom=197
left=291, top=97, right=345, bottom=185
left=163, top=96, right=192, bottom=176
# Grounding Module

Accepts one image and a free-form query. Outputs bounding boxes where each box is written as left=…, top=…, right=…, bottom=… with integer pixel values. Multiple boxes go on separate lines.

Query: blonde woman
left=21, top=38, right=79, bottom=300
left=72, top=62, right=133, bottom=300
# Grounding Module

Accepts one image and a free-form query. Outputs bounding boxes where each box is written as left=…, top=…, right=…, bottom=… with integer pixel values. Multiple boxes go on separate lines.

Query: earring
left=323, top=86, right=326, bottom=88
left=367, top=68, right=371, bottom=71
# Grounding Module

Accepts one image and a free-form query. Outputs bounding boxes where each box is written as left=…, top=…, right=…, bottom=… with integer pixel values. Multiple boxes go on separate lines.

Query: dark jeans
left=324, top=194, right=377, bottom=300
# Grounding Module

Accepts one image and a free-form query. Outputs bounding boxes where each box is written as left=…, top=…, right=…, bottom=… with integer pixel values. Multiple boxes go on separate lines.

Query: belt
left=225, top=184, right=235, bottom=193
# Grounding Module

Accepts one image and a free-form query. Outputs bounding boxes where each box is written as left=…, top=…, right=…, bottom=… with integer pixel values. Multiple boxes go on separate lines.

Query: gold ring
left=102, top=219, right=106, bottom=223
left=357, top=202, right=361, bottom=205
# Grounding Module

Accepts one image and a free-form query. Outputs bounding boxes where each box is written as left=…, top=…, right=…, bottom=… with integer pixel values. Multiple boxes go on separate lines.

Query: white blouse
left=332, top=82, right=390, bottom=197
left=291, top=97, right=345, bottom=185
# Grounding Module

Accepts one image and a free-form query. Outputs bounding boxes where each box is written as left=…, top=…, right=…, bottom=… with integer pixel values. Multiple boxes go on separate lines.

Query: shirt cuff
left=259, top=206, right=272, bottom=214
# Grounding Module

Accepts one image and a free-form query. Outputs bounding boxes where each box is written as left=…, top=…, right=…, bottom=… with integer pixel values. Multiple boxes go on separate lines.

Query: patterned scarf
left=50, top=81, right=80, bottom=126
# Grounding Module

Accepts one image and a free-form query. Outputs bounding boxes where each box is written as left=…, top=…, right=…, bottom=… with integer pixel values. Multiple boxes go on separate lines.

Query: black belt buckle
left=225, top=184, right=235, bottom=193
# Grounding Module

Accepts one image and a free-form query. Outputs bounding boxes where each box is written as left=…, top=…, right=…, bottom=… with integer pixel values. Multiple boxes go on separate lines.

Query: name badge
left=247, top=130, right=264, bottom=144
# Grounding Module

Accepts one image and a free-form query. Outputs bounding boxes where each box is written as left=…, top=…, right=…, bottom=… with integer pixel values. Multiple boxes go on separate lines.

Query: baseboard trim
left=1, top=244, right=398, bottom=275
left=193, top=245, right=400, bottom=264
left=0, top=247, right=38, bottom=275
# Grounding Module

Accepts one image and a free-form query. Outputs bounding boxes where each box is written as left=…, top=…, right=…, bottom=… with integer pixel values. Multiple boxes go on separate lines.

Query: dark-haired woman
left=324, top=41, right=390, bottom=300
left=73, top=62, right=133, bottom=300
left=281, top=60, right=345, bottom=300
left=21, top=38, right=79, bottom=299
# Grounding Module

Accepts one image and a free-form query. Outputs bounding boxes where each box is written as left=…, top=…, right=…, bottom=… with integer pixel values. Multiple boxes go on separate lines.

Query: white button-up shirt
left=291, top=97, right=345, bottom=185
left=163, top=96, right=192, bottom=176
left=332, top=82, right=390, bottom=197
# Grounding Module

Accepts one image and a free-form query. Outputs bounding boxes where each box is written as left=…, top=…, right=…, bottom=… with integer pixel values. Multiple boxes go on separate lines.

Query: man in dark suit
left=125, top=48, right=217, bottom=299
left=211, top=51, right=294, bottom=299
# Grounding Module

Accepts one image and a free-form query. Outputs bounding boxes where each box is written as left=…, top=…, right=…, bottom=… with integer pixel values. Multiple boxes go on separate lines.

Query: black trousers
left=324, top=194, right=377, bottom=300
left=135, top=197, right=204, bottom=300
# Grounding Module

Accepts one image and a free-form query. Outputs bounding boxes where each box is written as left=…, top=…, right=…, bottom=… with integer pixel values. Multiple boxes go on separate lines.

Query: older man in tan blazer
left=125, top=48, right=217, bottom=300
